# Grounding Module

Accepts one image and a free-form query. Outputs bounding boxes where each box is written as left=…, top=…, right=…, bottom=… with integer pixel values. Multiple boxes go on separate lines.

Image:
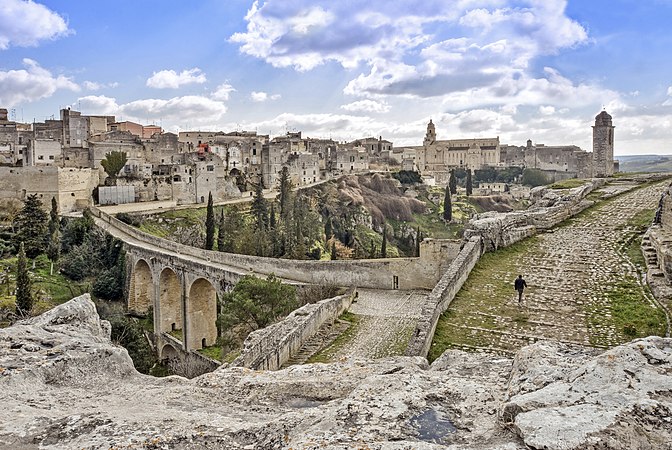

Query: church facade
left=415, top=112, right=616, bottom=184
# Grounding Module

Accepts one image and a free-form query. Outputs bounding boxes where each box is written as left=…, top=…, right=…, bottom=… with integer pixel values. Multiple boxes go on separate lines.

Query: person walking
left=514, top=275, right=527, bottom=303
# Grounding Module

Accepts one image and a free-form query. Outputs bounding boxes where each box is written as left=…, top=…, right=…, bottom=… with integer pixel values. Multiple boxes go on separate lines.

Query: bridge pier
left=125, top=250, right=233, bottom=353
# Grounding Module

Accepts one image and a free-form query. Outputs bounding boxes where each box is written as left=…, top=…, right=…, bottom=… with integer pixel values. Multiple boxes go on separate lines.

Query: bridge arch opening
left=160, top=343, right=179, bottom=361
left=186, top=278, right=217, bottom=350
left=159, top=268, right=182, bottom=335
left=129, top=259, right=152, bottom=314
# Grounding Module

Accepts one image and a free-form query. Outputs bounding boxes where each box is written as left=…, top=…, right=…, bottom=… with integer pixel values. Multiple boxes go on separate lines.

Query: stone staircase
left=281, top=319, right=352, bottom=367
left=642, top=232, right=663, bottom=277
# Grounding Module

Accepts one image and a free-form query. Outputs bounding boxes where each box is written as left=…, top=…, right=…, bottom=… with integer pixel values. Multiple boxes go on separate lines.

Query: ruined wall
left=464, top=179, right=606, bottom=251
left=646, top=182, right=672, bottom=283
left=0, top=166, right=97, bottom=212
left=229, top=289, right=357, bottom=370
left=93, top=207, right=461, bottom=290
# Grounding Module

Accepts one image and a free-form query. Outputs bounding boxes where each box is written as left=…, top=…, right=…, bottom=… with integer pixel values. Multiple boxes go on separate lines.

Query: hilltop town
left=0, top=106, right=616, bottom=212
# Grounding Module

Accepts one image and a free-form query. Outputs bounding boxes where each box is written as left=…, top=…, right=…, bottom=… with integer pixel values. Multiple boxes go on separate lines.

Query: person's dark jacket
left=514, top=278, right=527, bottom=291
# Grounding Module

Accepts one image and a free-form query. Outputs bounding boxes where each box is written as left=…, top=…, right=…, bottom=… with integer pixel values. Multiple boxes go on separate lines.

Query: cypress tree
left=331, top=241, right=337, bottom=260
left=381, top=227, right=387, bottom=258
left=15, top=242, right=32, bottom=317
left=205, top=192, right=215, bottom=250
left=466, top=169, right=473, bottom=196
left=278, top=166, right=293, bottom=220
left=251, top=183, right=268, bottom=231
left=443, top=187, right=452, bottom=222
left=46, top=197, right=60, bottom=275
left=217, top=210, right=225, bottom=252
left=13, top=193, right=48, bottom=258
left=449, top=169, right=457, bottom=195
left=49, top=197, right=59, bottom=234
left=415, top=226, right=421, bottom=257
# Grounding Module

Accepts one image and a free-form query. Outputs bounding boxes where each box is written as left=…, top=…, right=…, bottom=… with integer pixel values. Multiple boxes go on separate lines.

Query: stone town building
left=500, top=140, right=593, bottom=178
left=0, top=108, right=18, bottom=165
left=352, top=136, right=393, bottom=156
left=416, top=119, right=501, bottom=184
left=417, top=111, right=617, bottom=183
left=110, top=121, right=162, bottom=139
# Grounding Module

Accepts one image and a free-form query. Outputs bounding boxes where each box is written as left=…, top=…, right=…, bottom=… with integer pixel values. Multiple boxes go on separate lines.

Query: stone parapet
left=405, top=237, right=483, bottom=357
left=229, top=289, right=357, bottom=370
left=92, top=207, right=460, bottom=290
left=465, top=179, right=604, bottom=251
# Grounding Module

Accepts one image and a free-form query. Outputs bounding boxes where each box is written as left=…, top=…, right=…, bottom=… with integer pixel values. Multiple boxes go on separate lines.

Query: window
left=49, top=155, right=54, bottom=160
left=207, top=165, right=214, bottom=171
left=38, top=155, right=44, bottom=160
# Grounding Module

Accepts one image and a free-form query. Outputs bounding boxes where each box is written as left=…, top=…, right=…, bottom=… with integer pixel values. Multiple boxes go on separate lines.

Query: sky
left=1, top=0, right=671, bottom=155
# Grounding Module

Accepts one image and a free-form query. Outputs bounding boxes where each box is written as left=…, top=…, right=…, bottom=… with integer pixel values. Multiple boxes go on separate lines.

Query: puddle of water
left=410, top=408, right=457, bottom=444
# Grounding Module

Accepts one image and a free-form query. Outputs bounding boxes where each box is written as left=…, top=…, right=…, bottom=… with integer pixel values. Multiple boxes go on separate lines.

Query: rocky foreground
left=1, top=295, right=671, bottom=449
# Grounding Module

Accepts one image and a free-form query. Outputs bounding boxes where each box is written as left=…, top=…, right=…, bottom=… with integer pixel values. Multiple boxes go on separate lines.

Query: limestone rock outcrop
left=1, top=296, right=671, bottom=449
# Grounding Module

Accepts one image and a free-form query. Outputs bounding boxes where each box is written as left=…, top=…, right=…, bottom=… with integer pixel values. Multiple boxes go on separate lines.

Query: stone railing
left=405, top=237, right=483, bottom=357
left=464, top=179, right=605, bottom=251
left=229, top=289, right=357, bottom=370
left=91, top=207, right=459, bottom=290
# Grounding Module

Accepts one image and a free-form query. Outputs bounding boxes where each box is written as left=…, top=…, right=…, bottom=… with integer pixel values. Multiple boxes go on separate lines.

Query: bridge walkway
left=292, top=289, right=430, bottom=363
left=429, top=179, right=670, bottom=358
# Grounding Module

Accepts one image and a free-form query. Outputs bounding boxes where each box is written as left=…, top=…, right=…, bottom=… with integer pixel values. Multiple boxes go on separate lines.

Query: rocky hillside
left=2, top=295, right=671, bottom=449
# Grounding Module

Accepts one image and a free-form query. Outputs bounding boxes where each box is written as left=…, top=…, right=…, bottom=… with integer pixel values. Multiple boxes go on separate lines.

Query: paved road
left=431, top=179, right=670, bottom=356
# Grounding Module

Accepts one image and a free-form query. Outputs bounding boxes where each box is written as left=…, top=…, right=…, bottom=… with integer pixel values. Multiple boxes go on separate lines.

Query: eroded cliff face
left=1, top=295, right=671, bottom=449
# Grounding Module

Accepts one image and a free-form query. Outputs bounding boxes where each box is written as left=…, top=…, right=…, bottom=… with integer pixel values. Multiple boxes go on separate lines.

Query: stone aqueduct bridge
left=91, top=207, right=459, bottom=355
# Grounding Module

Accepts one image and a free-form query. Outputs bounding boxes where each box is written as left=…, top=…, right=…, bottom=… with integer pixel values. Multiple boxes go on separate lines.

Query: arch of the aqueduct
left=125, top=252, right=234, bottom=351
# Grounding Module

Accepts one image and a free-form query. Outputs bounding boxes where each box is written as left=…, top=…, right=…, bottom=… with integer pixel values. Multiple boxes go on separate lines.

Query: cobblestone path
left=430, top=180, right=670, bottom=358
left=315, top=289, right=429, bottom=360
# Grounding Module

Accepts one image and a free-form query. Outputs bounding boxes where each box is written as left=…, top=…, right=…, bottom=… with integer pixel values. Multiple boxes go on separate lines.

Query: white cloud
left=0, top=0, right=70, bottom=50
left=75, top=95, right=228, bottom=124
left=539, top=105, right=555, bottom=115
left=83, top=80, right=119, bottom=91
left=668, top=86, right=672, bottom=96
left=231, top=0, right=588, bottom=100
left=340, top=100, right=390, bottom=113
left=250, top=91, right=281, bottom=102
left=146, top=68, right=207, bottom=89
left=0, top=59, right=78, bottom=106
left=212, top=83, right=235, bottom=101
left=76, top=95, right=119, bottom=115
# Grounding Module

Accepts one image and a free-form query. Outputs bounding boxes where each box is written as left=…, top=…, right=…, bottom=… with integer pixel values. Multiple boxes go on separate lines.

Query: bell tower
left=424, top=119, right=436, bottom=146
left=592, top=111, right=614, bottom=177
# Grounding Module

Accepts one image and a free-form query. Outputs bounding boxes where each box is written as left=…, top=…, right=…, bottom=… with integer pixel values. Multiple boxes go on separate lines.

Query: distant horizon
left=1, top=1, right=672, bottom=154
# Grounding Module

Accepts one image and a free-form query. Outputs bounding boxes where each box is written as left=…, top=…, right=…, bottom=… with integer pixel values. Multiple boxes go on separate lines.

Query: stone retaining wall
left=406, top=179, right=607, bottom=357
left=92, top=207, right=460, bottom=290
left=464, top=180, right=605, bottom=251
left=229, top=289, right=357, bottom=370
left=405, top=238, right=483, bottom=357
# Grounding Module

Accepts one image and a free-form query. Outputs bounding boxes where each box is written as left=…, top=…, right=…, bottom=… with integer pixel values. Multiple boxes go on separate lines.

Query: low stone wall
left=92, top=207, right=460, bottom=290
left=229, top=289, right=357, bottom=370
left=465, top=180, right=605, bottom=251
left=405, top=237, right=483, bottom=357
left=406, top=179, right=610, bottom=358
left=156, top=333, right=220, bottom=378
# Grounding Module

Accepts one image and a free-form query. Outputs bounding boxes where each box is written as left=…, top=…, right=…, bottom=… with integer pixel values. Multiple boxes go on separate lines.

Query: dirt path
left=430, top=179, right=670, bottom=358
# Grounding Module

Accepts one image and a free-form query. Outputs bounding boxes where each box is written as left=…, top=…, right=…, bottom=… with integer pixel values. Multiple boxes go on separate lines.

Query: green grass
left=548, top=178, right=587, bottom=189
left=168, top=329, right=183, bottom=341
left=428, top=237, right=538, bottom=361
left=306, top=311, right=360, bottom=363
left=0, top=254, right=89, bottom=319
left=587, top=278, right=666, bottom=346
left=198, top=344, right=223, bottom=362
